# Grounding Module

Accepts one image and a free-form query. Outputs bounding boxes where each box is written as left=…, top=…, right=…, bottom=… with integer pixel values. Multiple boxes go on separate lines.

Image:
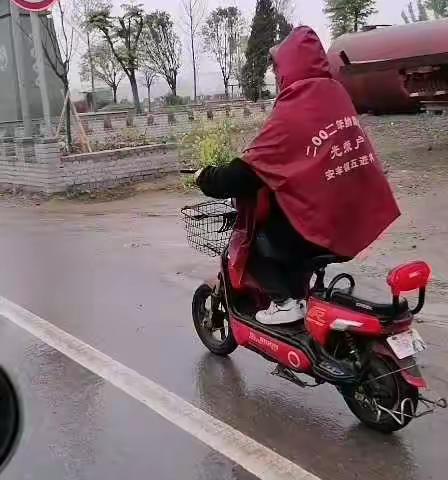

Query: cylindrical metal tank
left=327, top=19, right=448, bottom=114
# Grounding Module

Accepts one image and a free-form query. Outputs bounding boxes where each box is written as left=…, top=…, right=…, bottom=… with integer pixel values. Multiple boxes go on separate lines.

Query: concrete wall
left=0, top=138, right=179, bottom=194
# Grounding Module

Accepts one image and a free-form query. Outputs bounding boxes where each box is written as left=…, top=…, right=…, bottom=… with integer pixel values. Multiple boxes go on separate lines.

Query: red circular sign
left=11, top=0, right=58, bottom=12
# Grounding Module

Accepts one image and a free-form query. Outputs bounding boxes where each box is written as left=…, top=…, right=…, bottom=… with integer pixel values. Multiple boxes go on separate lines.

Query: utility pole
left=10, top=1, right=33, bottom=137
left=30, top=11, right=52, bottom=136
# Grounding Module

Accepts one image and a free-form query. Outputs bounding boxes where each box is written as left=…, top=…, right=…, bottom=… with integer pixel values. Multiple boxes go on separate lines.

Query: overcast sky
left=70, top=0, right=413, bottom=100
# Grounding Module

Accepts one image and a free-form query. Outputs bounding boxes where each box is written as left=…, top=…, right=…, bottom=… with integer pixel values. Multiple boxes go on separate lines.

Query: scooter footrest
left=313, top=359, right=356, bottom=384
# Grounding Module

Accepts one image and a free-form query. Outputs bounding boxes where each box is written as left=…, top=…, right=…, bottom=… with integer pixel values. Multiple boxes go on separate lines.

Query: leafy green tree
left=143, top=11, right=182, bottom=97
left=88, top=3, right=147, bottom=113
left=242, top=0, right=276, bottom=101
left=202, top=7, right=244, bottom=98
left=426, top=0, right=448, bottom=17
left=324, top=0, right=377, bottom=38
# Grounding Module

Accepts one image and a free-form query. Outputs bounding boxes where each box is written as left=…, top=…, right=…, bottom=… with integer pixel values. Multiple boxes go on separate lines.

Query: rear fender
left=372, top=341, right=427, bottom=389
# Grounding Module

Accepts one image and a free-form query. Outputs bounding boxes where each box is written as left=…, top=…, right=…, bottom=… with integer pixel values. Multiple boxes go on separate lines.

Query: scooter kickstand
left=271, top=364, right=319, bottom=388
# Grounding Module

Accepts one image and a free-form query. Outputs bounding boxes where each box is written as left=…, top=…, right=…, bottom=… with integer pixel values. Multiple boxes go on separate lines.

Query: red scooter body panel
left=305, top=297, right=383, bottom=347
left=230, top=317, right=313, bottom=374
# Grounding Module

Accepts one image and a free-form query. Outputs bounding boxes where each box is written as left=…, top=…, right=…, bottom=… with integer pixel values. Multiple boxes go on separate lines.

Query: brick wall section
left=61, top=143, right=178, bottom=191
left=0, top=138, right=63, bottom=194
left=0, top=140, right=179, bottom=194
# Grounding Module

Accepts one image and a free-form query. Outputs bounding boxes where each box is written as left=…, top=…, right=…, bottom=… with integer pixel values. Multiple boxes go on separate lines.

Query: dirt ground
left=362, top=124, right=448, bottom=304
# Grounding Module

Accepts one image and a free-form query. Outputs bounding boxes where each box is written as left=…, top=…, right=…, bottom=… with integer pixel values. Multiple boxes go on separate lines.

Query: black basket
left=181, top=201, right=237, bottom=257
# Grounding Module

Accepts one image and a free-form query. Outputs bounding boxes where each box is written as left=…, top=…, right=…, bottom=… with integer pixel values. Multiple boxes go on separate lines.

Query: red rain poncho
left=229, top=26, right=400, bottom=290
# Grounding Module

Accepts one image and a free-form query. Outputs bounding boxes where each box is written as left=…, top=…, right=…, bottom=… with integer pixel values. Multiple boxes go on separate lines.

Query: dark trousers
left=248, top=232, right=329, bottom=304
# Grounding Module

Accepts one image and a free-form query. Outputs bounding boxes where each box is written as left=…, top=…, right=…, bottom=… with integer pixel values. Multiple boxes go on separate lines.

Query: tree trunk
left=129, top=71, right=142, bottom=114
left=354, top=14, right=359, bottom=32
left=87, top=33, right=97, bottom=112
left=190, top=25, right=198, bottom=102
left=112, top=85, right=118, bottom=104
left=224, top=79, right=229, bottom=99
left=64, top=83, right=72, bottom=151
left=147, top=84, right=151, bottom=112
left=170, top=75, right=177, bottom=98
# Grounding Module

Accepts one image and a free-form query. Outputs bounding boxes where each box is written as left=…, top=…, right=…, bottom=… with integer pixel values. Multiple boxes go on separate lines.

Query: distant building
left=0, top=1, right=64, bottom=123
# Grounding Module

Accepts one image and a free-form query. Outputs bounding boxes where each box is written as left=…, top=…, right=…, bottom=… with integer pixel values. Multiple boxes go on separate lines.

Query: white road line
left=0, top=296, right=320, bottom=480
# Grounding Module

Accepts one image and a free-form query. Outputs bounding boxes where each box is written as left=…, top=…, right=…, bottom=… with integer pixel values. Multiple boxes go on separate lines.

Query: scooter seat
left=303, top=255, right=351, bottom=271
left=330, top=291, right=409, bottom=321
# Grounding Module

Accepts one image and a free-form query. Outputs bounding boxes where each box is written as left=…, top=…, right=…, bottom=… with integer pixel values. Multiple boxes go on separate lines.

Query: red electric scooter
left=182, top=200, right=447, bottom=433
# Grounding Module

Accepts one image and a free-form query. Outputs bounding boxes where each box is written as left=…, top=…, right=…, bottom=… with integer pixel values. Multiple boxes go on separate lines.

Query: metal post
left=30, top=11, right=52, bottom=135
left=10, top=1, right=32, bottom=137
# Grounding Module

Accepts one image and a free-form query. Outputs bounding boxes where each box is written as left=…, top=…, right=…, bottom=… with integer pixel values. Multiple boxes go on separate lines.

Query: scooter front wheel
left=192, top=284, right=238, bottom=356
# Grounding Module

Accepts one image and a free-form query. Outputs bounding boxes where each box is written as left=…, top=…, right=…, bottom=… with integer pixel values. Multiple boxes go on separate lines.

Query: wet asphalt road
left=0, top=195, right=447, bottom=480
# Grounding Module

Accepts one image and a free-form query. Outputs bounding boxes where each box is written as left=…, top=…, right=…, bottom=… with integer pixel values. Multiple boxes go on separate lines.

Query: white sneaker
left=256, top=299, right=306, bottom=325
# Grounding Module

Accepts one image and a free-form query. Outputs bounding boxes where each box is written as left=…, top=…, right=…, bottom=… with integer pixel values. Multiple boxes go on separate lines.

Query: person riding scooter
left=196, top=26, right=399, bottom=326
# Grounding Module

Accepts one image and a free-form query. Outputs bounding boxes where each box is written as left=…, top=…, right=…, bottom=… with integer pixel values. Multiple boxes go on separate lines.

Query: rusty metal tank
left=327, top=19, right=448, bottom=114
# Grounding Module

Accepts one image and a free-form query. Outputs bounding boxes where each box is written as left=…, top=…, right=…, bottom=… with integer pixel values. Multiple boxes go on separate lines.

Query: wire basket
left=181, top=201, right=237, bottom=257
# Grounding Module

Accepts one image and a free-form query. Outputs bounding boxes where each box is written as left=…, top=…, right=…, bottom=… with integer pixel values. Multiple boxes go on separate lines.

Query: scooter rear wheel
left=192, top=284, right=238, bottom=356
left=343, top=356, right=418, bottom=433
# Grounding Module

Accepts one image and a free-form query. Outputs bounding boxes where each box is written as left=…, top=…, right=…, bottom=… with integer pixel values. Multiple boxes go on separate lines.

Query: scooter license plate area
left=387, top=329, right=427, bottom=360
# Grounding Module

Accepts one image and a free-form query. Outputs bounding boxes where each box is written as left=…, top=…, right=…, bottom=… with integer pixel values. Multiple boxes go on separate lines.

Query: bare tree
left=143, top=11, right=182, bottom=98
left=202, top=7, right=244, bottom=98
left=180, top=0, right=206, bottom=101
left=80, top=41, right=125, bottom=104
left=402, top=0, right=448, bottom=22
left=140, top=66, right=158, bottom=112
left=73, top=0, right=109, bottom=111
left=272, top=0, right=294, bottom=43
left=88, top=3, right=147, bottom=113
left=273, top=0, right=295, bottom=21
left=40, top=1, right=76, bottom=149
